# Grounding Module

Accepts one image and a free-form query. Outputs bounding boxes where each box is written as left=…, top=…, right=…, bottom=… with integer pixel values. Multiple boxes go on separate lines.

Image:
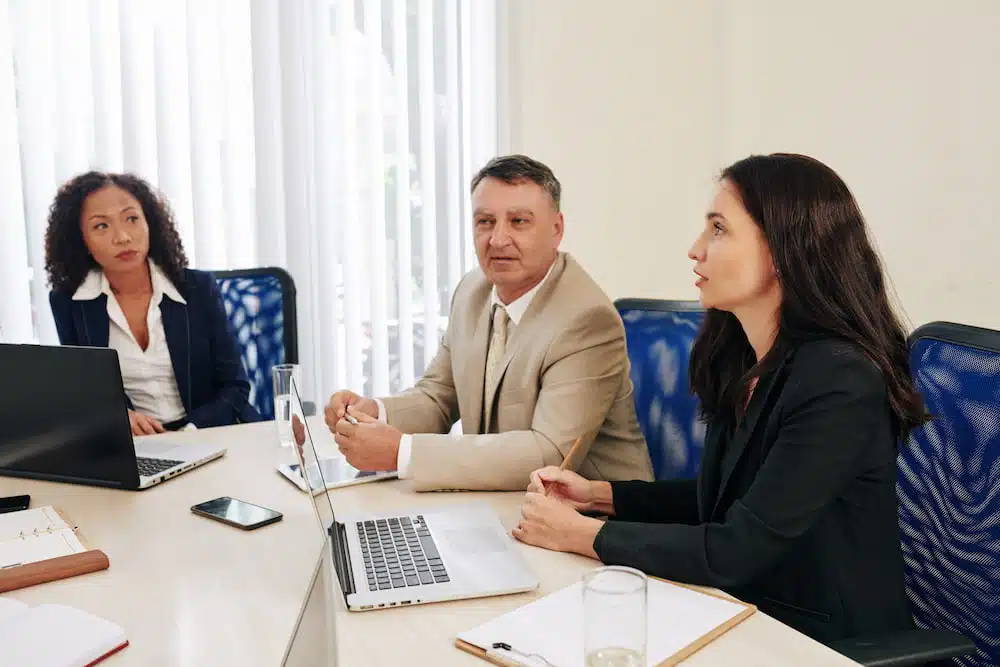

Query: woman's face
left=79, top=185, right=150, bottom=274
left=688, top=179, right=780, bottom=313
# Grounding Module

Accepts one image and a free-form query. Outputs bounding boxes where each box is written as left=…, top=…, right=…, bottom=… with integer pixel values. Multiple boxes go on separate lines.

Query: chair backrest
left=615, top=299, right=706, bottom=480
left=900, top=322, right=1000, bottom=666
left=213, top=267, right=298, bottom=420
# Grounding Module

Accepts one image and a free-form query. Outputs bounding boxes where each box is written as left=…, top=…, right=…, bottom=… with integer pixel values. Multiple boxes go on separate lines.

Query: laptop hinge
left=330, top=521, right=356, bottom=597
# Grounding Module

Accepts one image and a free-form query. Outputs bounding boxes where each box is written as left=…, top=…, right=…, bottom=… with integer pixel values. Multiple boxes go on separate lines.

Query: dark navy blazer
left=49, top=268, right=261, bottom=429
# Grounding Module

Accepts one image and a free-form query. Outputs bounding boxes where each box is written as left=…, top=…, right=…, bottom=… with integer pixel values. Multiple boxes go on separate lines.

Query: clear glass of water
left=272, top=363, right=301, bottom=448
left=583, top=566, right=647, bottom=667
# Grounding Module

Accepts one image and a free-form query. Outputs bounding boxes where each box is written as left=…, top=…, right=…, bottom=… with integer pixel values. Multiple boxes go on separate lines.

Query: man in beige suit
left=325, top=155, right=653, bottom=491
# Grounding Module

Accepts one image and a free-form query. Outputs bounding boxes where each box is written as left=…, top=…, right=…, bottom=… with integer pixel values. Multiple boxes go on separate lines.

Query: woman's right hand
left=128, top=410, right=165, bottom=436
left=527, top=467, right=596, bottom=511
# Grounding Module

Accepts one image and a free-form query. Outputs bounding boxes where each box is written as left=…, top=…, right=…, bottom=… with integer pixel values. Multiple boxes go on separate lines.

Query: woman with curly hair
left=46, top=171, right=260, bottom=435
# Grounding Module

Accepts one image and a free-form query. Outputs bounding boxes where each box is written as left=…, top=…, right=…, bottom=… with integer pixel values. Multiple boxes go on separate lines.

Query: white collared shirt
left=487, top=259, right=556, bottom=326
left=381, top=259, right=557, bottom=478
left=73, top=261, right=190, bottom=427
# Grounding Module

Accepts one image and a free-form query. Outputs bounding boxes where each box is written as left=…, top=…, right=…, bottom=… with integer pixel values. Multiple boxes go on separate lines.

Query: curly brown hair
left=45, top=171, right=189, bottom=294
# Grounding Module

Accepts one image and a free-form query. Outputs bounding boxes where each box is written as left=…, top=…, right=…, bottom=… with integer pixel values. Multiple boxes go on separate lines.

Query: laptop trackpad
left=441, top=528, right=507, bottom=555
left=134, top=440, right=178, bottom=456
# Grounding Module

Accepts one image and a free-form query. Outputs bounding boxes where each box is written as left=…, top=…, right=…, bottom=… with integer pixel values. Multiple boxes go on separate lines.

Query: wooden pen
left=544, top=436, right=585, bottom=496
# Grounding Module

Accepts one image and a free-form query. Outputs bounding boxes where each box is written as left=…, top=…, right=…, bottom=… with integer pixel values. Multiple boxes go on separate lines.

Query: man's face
left=472, top=177, right=564, bottom=303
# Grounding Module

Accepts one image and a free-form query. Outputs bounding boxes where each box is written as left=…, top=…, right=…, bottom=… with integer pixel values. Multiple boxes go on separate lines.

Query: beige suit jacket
left=380, top=252, right=654, bottom=491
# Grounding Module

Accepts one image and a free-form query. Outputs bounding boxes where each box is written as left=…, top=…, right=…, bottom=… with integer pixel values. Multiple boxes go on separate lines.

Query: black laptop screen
left=0, top=344, right=139, bottom=488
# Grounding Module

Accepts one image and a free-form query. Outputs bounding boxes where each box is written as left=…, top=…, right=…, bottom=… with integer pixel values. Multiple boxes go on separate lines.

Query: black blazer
left=49, top=268, right=261, bottom=429
left=593, top=338, right=913, bottom=642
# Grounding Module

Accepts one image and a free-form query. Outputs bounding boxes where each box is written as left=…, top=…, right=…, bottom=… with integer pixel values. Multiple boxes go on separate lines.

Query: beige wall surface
left=504, top=0, right=1000, bottom=330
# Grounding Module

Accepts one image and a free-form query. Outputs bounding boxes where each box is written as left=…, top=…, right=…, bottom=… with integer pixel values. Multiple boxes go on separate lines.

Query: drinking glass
left=272, top=364, right=301, bottom=448
left=583, top=566, right=647, bottom=667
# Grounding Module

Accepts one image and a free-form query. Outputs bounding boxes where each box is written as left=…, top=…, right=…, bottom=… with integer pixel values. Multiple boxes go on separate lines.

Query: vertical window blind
left=0, top=0, right=498, bottom=403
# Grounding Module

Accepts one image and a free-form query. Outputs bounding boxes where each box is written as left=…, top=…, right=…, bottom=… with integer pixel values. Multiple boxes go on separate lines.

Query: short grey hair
left=470, top=154, right=561, bottom=210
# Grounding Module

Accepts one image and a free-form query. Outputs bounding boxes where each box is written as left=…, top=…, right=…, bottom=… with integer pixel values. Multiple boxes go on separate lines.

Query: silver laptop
left=0, top=343, right=225, bottom=491
left=288, top=380, right=539, bottom=611
left=130, top=436, right=226, bottom=489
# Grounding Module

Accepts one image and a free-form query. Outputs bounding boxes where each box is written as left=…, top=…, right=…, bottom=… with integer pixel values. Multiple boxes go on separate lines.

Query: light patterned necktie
left=483, top=304, right=509, bottom=432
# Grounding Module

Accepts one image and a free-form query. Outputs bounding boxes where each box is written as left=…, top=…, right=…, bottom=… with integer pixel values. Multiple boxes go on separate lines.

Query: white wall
left=504, top=0, right=1000, bottom=331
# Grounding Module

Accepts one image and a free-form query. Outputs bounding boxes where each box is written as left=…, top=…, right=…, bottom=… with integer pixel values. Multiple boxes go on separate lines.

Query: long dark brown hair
left=45, top=171, right=188, bottom=294
left=689, top=153, right=927, bottom=437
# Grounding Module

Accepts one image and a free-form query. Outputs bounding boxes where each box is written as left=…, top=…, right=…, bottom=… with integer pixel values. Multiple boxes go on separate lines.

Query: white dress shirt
left=380, top=260, right=557, bottom=478
left=73, top=261, right=192, bottom=428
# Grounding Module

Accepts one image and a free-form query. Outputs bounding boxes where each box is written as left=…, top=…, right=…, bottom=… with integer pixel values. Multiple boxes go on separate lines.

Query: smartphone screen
left=0, top=495, right=30, bottom=514
left=191, top=497, right=282, bottom=529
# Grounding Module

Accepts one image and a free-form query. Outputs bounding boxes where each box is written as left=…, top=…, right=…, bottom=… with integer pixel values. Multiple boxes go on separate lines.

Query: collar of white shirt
left=489, top=259, right=556, bottom=325
left=72, top=260, right=187, bottom=306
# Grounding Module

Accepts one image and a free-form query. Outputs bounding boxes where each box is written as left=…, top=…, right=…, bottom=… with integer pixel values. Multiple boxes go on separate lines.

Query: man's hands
left=324, top=390, right=379, bottom=429
left=325, top=392, right=401, bottom=471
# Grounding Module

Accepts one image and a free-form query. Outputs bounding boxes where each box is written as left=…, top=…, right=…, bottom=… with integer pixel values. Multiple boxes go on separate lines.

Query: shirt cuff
left=396, top=434, right=412, bottom=479
left=375, top=398, right=409, bottom=477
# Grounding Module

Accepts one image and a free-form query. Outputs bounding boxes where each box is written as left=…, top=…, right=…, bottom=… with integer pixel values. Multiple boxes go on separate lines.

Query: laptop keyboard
left=357, top=515, right=450, bottom=592
left=136, top=456, right=182, bottom=477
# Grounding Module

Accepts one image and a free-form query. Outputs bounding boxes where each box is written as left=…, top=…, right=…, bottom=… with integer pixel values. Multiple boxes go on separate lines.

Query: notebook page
left=458, top=577, right=749, bottom=667
left=0, top=507, right=69, bottom=540
left=0, top=597, right=28, bottom=627
left=0, top=603, right=127, bottom=667
left=0, top=529, right=87, bottom=569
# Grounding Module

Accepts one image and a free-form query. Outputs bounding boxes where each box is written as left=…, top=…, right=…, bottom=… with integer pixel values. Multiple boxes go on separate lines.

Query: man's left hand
left=333, top=407, right=402, bottom=471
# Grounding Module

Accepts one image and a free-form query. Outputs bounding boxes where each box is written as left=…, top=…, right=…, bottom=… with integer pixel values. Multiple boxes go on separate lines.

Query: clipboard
left=456, top=575, right=756, bottom=667
left=0, top=506, right=110, bottom=593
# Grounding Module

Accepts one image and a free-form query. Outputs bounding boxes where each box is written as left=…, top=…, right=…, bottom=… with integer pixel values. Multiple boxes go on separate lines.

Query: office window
left=0, top=0, right=498, bottom=400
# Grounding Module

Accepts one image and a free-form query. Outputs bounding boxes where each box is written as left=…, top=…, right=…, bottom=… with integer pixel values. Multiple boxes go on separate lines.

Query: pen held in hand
left=544, top=436, right=584, bottom=497
left=343, top=407, right=360, bottom=425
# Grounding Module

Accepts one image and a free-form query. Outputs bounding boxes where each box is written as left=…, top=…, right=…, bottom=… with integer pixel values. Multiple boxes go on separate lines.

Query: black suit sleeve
left=48, top=292, right=79, bottom=345
left=610, top=479, right=699, bottom=525
left=593, top=348, right=886, bottom=589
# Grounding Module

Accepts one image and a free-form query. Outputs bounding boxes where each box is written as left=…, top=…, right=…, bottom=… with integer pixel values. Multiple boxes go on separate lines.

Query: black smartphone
left=0, top=495, right=30, bottom=514
left=191, top=496, right=283, bottom=530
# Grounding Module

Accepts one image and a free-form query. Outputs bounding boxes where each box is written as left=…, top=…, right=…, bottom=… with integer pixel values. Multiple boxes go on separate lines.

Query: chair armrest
left=825, top=628, right=977, bottom=667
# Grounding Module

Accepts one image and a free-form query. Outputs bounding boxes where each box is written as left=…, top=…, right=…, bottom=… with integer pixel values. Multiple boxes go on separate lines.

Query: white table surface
left=4, top=418, right=860, bottom=667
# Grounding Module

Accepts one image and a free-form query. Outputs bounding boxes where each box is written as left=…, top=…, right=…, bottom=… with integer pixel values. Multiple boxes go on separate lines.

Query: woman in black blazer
left=512, top=153, right=926, bottom=643
left=45, top=172, right=260, bottom=435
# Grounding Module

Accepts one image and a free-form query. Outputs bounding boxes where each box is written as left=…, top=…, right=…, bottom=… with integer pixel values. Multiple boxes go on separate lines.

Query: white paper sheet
left=459, top=575, right=750, bottom=667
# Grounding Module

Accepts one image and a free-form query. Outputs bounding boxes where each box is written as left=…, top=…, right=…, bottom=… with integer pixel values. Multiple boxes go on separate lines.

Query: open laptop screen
left=288, top=379, right=337, bottom=533
left=288, top=379, right=357, bottom=597
left=0, top=344, right=138, bottom=488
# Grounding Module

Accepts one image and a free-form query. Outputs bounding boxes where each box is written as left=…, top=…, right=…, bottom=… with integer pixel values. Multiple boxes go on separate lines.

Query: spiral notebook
left=0, top=506, right=109, bottom=593
left=456, top=574, right=756, bottom=667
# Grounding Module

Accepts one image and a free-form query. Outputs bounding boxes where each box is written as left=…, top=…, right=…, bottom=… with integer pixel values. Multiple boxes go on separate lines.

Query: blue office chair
left=213, top=267, right=299, bottom=420
left=614, top=299, right=706, bottom=480
left=829, top=321, right=990, bottom=666
left=897, top=322, right=999, bottom=665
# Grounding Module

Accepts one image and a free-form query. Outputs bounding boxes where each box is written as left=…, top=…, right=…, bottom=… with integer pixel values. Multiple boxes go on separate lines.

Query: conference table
left=3, top=418, right=861, bottom=666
